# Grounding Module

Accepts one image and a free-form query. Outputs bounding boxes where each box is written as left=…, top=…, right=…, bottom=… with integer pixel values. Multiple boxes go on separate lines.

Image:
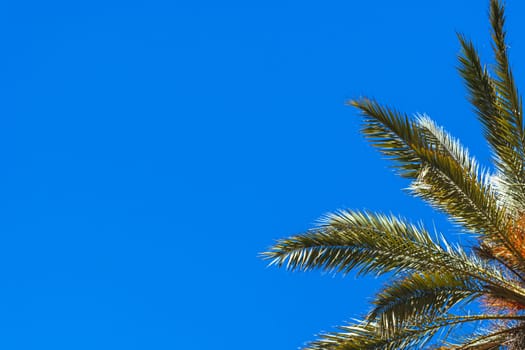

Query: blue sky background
left=2, top=0, right=525, bottom=349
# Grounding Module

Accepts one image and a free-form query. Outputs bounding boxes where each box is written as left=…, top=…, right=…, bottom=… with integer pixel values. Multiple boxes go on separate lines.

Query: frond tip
left=263, top=210, right=438, bottom=275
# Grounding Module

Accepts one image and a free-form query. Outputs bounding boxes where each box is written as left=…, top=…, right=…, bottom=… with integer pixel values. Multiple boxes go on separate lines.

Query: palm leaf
left=458, top=1, right=525, bottom=214
left=303, top=320, right=434, bottom=350
left=304, top=315, right=525, bottom=350
left=446, top=322, right=525, bottom=349
left=263, top=210, right=522, bottom=296
left=369, top=271, right=483, bottom=337
left=350, top=98, right=525, bottom=271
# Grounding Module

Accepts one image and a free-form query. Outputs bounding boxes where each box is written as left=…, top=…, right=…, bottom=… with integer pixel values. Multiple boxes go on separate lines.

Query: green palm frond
left=305, top=315, right=525, bottom=350
left=490, top=0, right=523, bottom=151
left=304, top=319, right=434, bottom=350
left=456, top=34, right=499, bottom=151
left=350, top=98, right=496, bottom=230
left=458, top=0, right=525, bottom=214
left=416, top=114, right=480, bottom=175
left=450, top=324, right=525, bottom=349
left=490, top=0, right=525, bottom=214
left=349, top=98, right=525, bottom=268
left=347, top=98, right=421, bottom=179
left=264, top=209, right=525, bottom=341
left=369, top=271, right=483, bottom=337
left=263, top=210, right=521, bottom=294
left=263, top=210, right=442, bottom=275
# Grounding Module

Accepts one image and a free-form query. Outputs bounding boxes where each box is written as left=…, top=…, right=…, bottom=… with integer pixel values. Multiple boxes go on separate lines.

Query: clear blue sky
left=2, top=0, right=525, bottom=349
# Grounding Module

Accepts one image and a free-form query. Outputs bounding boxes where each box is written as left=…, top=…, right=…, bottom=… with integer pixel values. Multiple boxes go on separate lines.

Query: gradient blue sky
left=2, top=0, right=525, bottom=349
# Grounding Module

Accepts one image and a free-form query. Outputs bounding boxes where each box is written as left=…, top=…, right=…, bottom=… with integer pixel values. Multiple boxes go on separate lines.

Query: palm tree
left=262, top=1, right=525, bottom=349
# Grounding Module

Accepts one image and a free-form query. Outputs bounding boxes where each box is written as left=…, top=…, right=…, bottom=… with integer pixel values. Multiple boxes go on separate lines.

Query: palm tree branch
left=263, top=210, right=525, bottom=299
left=490, top=0, right=523, bottom=148
left=450, top=323, right=525, bottom=349
left=408, top=116, right=525, bottom=278
left=488, top=0, right=525, bottom=215
left=368, top=271, right=483, bottom=337
left=303, top=314, right=525, bottom=350
left=350, top=98, right=525, bottom=269
left=458, top=28, right=525, bottom=213
left=409, top=164, right=525, bottom=274
left=416, top=114, right=480, bottom=173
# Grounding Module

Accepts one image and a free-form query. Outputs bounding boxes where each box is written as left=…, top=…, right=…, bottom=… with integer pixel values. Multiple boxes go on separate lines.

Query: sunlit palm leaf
left=263, top=210, right=521, bottom=294
left=369, top=271, right=483, bottom=337
left=351, top=98, right=525, bottom=271
left=488, top=0, right=525, bottom=214
left=305, top=315, right=525, bottom=350
left=458, top=0, right=525, bottom=215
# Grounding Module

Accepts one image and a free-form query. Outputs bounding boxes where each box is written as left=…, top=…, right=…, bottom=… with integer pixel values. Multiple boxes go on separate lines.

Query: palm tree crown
left=262, top=1, right=525, bottom=348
